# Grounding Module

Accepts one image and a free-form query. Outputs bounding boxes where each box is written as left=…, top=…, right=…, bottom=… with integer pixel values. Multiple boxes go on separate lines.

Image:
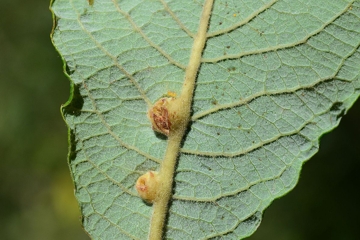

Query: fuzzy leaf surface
left=51, top=0, right=360, bottom=239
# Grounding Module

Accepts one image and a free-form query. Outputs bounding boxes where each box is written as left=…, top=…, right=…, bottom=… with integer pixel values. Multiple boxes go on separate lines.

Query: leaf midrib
left=148, top=1, right=215, bottom=239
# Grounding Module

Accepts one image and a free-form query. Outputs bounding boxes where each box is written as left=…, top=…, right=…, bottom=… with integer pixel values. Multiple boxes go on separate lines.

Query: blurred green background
left=0, top=0, right=359, bottom=239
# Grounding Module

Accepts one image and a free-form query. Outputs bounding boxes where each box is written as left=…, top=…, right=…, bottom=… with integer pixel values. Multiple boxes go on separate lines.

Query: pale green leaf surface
left=51, top=0, right=360, bottom=239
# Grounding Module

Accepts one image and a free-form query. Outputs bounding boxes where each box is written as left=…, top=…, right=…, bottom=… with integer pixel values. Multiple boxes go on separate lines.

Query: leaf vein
left=70, top=0, right=152, bottom=107
left=202, top=1, right=353, bottom=63
left=206, top=0, right=278, bottom=38
left=111, top=0, right=187, bottom=70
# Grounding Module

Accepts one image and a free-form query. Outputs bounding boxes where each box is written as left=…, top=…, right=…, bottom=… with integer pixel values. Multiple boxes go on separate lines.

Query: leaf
left=50, top=0, right=360, bottom=239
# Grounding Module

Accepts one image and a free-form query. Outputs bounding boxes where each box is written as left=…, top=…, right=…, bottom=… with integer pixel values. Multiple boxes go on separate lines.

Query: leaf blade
left=51, top=0, right=360, bottom=239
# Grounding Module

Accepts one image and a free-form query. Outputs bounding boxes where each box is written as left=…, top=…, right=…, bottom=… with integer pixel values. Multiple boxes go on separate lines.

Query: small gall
left=148, top=97, right=175, bottom=136
left=135, top=171, right=159, bottom=203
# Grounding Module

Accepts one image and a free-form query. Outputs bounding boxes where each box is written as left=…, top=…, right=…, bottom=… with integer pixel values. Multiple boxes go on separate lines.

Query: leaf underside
left=51, top=0, right=360, bottom=239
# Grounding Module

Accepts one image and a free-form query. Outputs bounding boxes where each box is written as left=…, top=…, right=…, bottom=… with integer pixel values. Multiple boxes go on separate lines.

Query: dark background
left=0, top=0, right=359, bottom=239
